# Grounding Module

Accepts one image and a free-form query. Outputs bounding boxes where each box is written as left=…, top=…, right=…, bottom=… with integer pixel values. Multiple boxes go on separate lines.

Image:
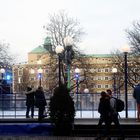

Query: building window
left=105, top=85, right=109, bottom=88
left=90, top=68, right=95, bottom=72
left=98, top=76, right=102, bottom=80
left=97, top=85, right=102, bottom=88
left=105, top=68, right=109, bottom=72
left=18, top=69, right=23, bottom=76
left=30, top=77, right=34, bottom=81
left=46, top=69, right=49, bottom=74
left=105, top=77, right=109, bottom=80
left=98, top=68, right=101, bottom=72
left=134, top=68, right=138, bottom=72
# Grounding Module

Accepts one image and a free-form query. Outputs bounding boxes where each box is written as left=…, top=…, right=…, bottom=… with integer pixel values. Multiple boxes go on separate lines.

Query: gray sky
left=0, top=0, right=140, bottom=62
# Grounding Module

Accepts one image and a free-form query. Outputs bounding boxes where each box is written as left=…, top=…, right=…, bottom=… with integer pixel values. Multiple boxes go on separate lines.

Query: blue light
left=6, top=75, right=11, bottom=80
left=38, top=73, right=42, bottom=79
left=75, top=73, right=80, bottom=80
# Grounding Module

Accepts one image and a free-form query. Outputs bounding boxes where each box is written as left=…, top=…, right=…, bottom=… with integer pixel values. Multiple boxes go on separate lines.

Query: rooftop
left=29, top=46, right=48, bottom=54
left=82, top=54, right=113, bottom=58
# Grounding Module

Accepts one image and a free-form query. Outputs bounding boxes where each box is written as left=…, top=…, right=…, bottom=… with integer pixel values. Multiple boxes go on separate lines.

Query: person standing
left=25, top=86, right=35, bottom=118
left=96, top=91, right=111, bottom=139
left=35, top=86, right=47, bottom=121
left=106, top=89, right=124, bottom=139
left=133, top=83, right=140, bottom=121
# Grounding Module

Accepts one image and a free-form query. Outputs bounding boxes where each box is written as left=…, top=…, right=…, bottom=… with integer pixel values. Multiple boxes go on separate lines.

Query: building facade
left=12, top=38, right=134, bottom=94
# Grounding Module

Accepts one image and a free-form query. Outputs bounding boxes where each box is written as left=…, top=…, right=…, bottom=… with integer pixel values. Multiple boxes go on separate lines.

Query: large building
left=12, top=38, right=134, bottom=94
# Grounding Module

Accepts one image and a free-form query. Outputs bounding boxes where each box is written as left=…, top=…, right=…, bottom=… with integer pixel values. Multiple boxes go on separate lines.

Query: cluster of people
left=25, top=86, right=47, bottom=121
left=97, top=89, right=124, bottom=140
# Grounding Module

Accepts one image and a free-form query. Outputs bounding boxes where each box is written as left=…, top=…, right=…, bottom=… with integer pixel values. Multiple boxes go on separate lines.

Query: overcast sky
left=0, top=0, right=140, bottom=62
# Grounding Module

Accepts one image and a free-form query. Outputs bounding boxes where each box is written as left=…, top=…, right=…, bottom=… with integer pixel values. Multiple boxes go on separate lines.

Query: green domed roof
left=44, top=37, right=52, bottom=46
left=29, top=46, right=48, bottom=54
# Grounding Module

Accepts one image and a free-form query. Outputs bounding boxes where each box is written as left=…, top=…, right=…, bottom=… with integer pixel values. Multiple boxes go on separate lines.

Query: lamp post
left=0, top=68, right=5, bottom=94
left=75, top=68, right=80, bottom=109
left=122, top=45, right=130, bottom=118
left=112, top=68, right=117, bottom=97
left=37, top=68, right=43, bottom=87
left=64, top=36, right=74, bottom=90
left=55, top=45, right=64, bottom=87
left=0, top=68, right=5, bottom=80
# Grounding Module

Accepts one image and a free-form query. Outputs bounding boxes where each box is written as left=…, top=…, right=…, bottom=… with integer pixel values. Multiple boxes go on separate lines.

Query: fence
left=0, top=93, right=137, bottom=119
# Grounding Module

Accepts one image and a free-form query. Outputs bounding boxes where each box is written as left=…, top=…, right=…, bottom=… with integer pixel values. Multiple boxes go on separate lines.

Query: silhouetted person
left=49, top=84, right=75, bottom=136
left=35, top=86, right=47, bottom=121
left=133, top=83, right=140, bottom=121
left=25, top=86, right=35, bottom=118
left=107, top=89, right=124, bottom=139
left=96, top=91, right=111, bottom=139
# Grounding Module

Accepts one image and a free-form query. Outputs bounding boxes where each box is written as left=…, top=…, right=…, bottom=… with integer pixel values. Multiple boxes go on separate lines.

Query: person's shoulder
left=110, top=96, right=116, bottom=102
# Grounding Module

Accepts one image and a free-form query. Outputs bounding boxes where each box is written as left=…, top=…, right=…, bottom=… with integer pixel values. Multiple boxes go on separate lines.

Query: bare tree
left=0, top=42, right=14, bottom=65
left=126, top=21, right=140, bottom=55
left=125, top=20, right=140, bottom=86
left=43, top=10, right=93, bottom=92
left=111, top=50, right=140, bottom=90
left=44, top=10, right=85, bottom=51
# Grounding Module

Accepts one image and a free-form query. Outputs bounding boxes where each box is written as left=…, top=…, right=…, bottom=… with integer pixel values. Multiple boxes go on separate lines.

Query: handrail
left=0, top=93, right=136, bottom=119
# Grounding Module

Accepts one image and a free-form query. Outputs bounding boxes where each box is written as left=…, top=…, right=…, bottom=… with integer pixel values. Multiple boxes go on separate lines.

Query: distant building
left=12, top=37, right=134, bottom=94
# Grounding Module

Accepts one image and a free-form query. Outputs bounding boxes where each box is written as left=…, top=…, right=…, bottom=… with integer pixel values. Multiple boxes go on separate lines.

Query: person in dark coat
left=35, top=86, right=47, bottom=121
left=107, top=89, right=124, bottom=139
left=25, top=86, right=35, bottom=118
left=96, top=91, right=111, bottom=139
left=49, top=84, right=75, bottom=136
left=133, top=83, right=140, bottom=121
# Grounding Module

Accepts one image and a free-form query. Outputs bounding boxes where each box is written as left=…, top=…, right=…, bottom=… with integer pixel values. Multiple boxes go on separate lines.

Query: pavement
left=0, top=136, right=139, bottom=140
left=0, top=118, right=140, bottom=139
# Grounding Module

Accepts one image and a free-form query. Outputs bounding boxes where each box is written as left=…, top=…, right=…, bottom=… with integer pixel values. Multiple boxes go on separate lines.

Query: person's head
left=27, top=86, right=32, bottom=91
left=100, top=91, right=107, bottom=98
left=38, top=86, right=43, bottom=91
left=53, top=84, right=69, bottom=95
left=106, top=89, right=112, bottom=97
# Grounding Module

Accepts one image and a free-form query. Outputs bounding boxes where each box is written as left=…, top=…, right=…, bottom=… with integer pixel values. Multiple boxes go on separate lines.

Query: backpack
left=114, top=97, right=125, bottom=112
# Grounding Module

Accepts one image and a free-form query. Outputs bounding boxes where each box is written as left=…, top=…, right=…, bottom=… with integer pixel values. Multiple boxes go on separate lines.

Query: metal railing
left=0, top=93, right=137, bottom=119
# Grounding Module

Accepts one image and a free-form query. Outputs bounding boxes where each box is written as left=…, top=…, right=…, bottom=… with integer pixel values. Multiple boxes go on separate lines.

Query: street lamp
left=75, top=68, right=80, bottom=94
left=84, top=88, right=89, bottom=94
left=75, top=68, right=80, bottom=109
left=55, top=45, right=64, bottom=87
left=112, top=68, right=117, bottom=97
left=64, top=36, right=74, bottom=89
left=37, top=68, right=43, bottom=87
left=0, top=68, right=5, bottom=94
left=122, top=44, right=130, bottom=118
left=0, top=68, right=5, bottom=80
